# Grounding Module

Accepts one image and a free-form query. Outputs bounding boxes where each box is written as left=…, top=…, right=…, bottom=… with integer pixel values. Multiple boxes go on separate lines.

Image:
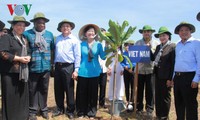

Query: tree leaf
left=122, top=26, right=137, bottom=44
left=118, top=54, right=124, bottom=62
left=105, top=48, right=115, bottom=54
left=105, top=54, right=115, bottom=67
left=121, top=20, right=129, bottom=33
left=98, top=30, right=115, bottom=47
left=108, top=20, right=121, bottom=46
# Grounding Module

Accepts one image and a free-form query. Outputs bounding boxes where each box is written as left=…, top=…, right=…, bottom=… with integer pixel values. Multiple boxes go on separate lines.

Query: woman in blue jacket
left=76, top=24, right=106, bottom=119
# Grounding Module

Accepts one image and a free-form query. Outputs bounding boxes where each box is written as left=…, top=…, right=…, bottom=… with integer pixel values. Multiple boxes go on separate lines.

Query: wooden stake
left=133, top=63, right=138, bottom=113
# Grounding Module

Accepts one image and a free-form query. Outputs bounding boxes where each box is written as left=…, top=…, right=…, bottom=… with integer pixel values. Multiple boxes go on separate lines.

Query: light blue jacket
left=78, top=41, right=106, bottom=77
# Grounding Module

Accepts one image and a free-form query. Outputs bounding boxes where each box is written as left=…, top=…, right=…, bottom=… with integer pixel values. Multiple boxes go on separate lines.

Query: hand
left=124, top=66, right=129, bottom=71
left=128, top=69, right=133, bottom=73
left=166, top=80, right=173, bottom=87
left=120, top=71, right=123, bottom=75
left=20, top=56, right=30, bottom=64
left=191, top=81, right=198, bottom=88
left=72, top=71, right=78, bottom=80
left=24, top=56, right=31, bottom=62
left=105, top=41, right=109, bottom=47
left=146, top=42, right=152, bottom=48
left=107, top=68, right=112, bottom=76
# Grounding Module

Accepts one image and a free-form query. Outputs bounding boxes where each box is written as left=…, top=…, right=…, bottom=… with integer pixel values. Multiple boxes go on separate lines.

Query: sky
left=0, top=0, right=200, bottom=43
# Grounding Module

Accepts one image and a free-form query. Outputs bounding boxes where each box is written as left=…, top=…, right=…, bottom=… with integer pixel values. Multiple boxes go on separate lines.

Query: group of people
left=0, top=11, right=200, bottom=120
left=0, top=12, right=108, bottom=120
left=134, top=22, right=200, bottom=120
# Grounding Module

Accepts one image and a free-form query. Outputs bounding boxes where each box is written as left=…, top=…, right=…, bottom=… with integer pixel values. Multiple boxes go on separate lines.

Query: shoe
left=67, top=114, right=74, bottom=119
left=156, top=116, right=161, bottom=120
left=51, top=110, right=63, bottom=117
left=126, top=109, right=134, bottom=113
left=136, top=110, right=143, bottom=116
left=146, top=112, right=153, bottom=119
left=77, top=116, right=84, bottom=120
left=99, top=105, right=108, bottom=109
left=29, top=114, right=37, bottom=120
left=41, top=112, right=49, bottom=119
left=89, top=116, right=95, bottom=119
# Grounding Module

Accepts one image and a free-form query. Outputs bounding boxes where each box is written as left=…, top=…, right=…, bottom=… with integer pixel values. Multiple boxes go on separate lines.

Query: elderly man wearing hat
left=0, top=16, right=31, bottom=120
left=173, top=22, right=200, bottom=120
left=135, top=25, right=159, bottom=118
left=153, top=26, right=175, bottom=120
left=52, top=19, right=81, bottom=119
left=24, top=12, right=54, bottom=120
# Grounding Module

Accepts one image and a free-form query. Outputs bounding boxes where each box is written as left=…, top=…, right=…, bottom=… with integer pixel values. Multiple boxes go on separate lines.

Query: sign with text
left=7, top=4, right=32, bottom=16
left=129, top=45, right=151, bottom=63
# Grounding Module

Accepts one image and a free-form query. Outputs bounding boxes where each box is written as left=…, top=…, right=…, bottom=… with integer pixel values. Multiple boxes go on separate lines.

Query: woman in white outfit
left=108, top=49, right=125, bottom=101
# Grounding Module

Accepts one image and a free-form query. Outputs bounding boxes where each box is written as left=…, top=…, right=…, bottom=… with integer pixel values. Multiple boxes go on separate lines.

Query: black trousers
left=123, top=69, right=134, bottom=102
left=98, top=73, right=107, bottom=106
left=54, top=63, right=75, bottom=114
left=137, top=74, right=154, bottom=113
left=76, top=76, right=99, bottom=117
left=155, top=77, right=171, bottom=119
left=1, top=73, right=29, bottom=120
left=173, top=72, right=198, bottom=120
left=29, top=71, right=50, bottom=115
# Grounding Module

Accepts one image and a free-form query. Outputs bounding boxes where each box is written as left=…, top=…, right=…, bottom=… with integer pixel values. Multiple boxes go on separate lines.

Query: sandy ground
left=0, top=77, right=200, bottom=120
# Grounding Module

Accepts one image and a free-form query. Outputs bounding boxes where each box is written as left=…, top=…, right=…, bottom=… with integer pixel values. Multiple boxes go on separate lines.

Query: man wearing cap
left=173, top=22, right=200, bottom=120
left=135, top=25, right=159, bottom=117
left=52, top=19, right=81, bottom=119
left=24, top=12, right=54, bottom=120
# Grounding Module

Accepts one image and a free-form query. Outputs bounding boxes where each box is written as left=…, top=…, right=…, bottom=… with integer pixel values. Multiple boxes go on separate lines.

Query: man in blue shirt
left=52, top=19, right=81, bottom=119
left=173, top=22, right=200, bottom=120
left=24, top=12, right=54, bottom=120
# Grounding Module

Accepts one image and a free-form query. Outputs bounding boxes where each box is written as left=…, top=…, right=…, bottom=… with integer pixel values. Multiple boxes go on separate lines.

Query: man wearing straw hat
left=135, top=25, right=159, bottom=118
left=52, top=19, right=81, bottom=119
left=173, top=22, right=200, bottom=120
left=24, top=12, right=54, bottom=120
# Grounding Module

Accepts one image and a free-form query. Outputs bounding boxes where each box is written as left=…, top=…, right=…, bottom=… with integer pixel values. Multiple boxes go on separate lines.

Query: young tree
left=98, top=20, right=136, bottom=118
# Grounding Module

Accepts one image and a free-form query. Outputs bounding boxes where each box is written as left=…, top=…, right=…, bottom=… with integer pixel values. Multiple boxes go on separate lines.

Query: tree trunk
left=111, top=52, right=118, bottom=119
